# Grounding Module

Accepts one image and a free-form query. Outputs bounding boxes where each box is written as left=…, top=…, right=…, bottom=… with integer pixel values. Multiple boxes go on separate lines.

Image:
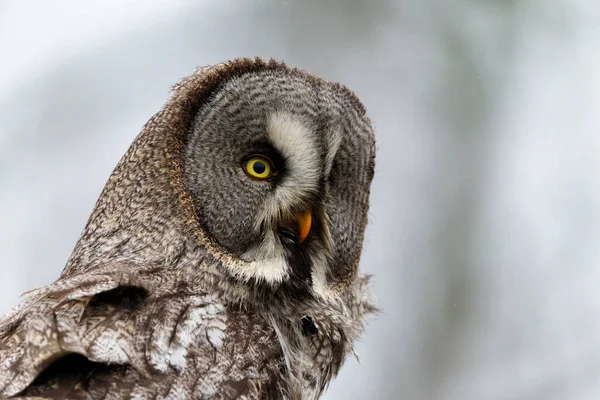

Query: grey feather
left=0, top=58, right=376, bottom=399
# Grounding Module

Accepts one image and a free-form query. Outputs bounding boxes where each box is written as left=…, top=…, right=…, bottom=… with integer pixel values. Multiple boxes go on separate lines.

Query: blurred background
left=1, top=0, right=599, bottom=399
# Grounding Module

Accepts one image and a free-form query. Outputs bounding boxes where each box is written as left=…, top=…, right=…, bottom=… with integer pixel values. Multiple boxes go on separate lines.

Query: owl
left=0, top=58, right=376, bottom=399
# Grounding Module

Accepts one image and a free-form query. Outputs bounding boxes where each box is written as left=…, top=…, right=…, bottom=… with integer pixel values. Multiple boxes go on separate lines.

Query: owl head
left=65, top=58, right=375, bottom=302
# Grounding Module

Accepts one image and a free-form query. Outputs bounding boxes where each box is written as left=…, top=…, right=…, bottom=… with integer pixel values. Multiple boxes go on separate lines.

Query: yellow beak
left=297, top=209, right=312, bottom=243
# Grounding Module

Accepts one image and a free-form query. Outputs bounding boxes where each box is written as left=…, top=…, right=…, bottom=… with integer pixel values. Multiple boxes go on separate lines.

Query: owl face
left=184, top=69, right=374, bottom=296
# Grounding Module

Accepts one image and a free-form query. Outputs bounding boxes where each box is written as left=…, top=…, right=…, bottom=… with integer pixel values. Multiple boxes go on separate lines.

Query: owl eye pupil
left=253, top=161, right=266, bottom=174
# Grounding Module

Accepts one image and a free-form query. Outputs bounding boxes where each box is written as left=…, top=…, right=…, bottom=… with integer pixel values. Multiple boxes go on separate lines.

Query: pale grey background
left=1, top=1, right=600, bottom=399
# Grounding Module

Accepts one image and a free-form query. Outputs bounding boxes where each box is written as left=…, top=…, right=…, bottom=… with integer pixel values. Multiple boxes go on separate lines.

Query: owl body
left=0, top=59, right=376, bottom=399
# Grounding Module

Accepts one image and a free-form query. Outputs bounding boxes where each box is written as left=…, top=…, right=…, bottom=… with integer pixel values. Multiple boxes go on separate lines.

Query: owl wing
left=0, top=263, right=283, bottom=399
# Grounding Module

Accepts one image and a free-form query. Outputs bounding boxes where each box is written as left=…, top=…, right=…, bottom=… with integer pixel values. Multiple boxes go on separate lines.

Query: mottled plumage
left=0, top=58, right=376, bottom=399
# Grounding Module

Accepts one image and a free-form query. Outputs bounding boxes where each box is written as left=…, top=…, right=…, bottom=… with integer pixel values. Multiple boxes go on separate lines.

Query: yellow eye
left=243, top=155, right=276, bottom=179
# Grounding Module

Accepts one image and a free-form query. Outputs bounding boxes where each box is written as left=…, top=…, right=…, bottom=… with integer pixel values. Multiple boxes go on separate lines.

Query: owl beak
left=278, top=209, right=312, bottom=244
left=296, top=209, right=312, bottom=243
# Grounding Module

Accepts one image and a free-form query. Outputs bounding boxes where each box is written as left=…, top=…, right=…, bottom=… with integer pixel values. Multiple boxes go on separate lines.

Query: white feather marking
left=89, top=329, right=129, bottom=364
left=323, top=126, right=343, bottom=178
left=165, top=298, right=227, bottom=371
left=235, top=255, right=289, bottom=283
left=239, top=230, right=290, bottom=284
left=207, top=326, right=225, bottom=349
left=269, top=316, right=298, bottom=390
left=266, top=112, right=321, bottom=217
left=257, top=112, right=322, bottom=232
left=267, top=112, right=321, bottom=193
left=169, top=346, right=187, bottom=370
left=309, top=249, right=337, bottom=302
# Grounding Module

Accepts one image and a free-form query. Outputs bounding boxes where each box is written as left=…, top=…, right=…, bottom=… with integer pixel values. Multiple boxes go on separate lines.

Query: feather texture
left=0, top=58, right=376, bottom=399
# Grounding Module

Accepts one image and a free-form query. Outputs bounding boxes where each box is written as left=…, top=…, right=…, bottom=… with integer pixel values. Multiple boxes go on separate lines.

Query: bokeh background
left=1, top=1, right=599, bottom=399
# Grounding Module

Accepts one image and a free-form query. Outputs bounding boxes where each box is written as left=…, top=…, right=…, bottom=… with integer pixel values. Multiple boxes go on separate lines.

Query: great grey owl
left=0, top=58, right=376, bottom=399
